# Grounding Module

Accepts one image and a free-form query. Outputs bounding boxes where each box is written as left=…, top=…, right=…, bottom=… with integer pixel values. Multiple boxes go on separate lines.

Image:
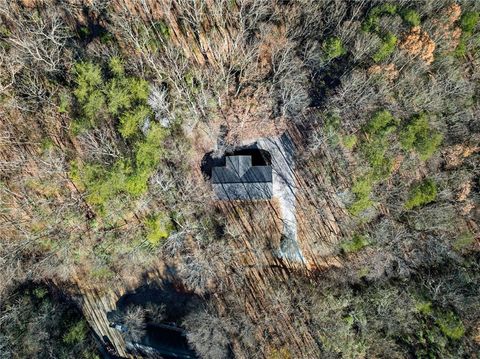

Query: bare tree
left=6, top=12, right=70, bottom=74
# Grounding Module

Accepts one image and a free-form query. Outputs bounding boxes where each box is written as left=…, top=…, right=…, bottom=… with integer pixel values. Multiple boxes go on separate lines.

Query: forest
left=0, top=0, right=479, bottom=358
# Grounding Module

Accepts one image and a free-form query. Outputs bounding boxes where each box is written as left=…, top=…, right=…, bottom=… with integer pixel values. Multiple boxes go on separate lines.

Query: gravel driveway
left=244, top=134, right=306, bottom=264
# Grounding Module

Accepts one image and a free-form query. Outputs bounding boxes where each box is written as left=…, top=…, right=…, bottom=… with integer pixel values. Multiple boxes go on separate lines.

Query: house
left=212, top=155, right=272, bottom=200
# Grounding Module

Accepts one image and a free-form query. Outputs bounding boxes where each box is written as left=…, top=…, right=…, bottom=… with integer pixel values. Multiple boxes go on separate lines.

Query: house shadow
left=107, top=280, right=202, bottom=359
left=200, top=147, right=272, bottom=180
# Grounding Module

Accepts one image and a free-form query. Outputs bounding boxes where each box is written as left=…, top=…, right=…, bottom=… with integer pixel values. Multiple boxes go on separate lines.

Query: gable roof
left=212, top=155, right=272, bottom=184
left=211, top=155, right=273, bottom=200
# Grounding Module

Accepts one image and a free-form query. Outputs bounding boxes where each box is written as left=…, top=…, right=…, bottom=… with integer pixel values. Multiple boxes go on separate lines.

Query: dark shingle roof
left=211, top=155, right=272, bottom=200
left=212, top=155, right=272, bottom=184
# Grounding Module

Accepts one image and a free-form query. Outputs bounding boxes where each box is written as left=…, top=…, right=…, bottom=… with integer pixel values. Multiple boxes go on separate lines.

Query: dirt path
left=243, top=134, right=307, bottom=264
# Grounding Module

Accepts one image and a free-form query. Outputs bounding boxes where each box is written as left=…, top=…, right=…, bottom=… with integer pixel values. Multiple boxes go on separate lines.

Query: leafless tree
left=6, top=12, right=70, bottom=74
left=183, top=307, right=232, bottom=359
left=123, top=305, right=147, bottom=343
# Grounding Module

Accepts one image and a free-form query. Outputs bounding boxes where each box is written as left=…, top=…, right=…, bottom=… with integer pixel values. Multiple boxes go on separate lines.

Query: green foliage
left=400, top=113, right=442, bottom=160
left=109, top=56, right=125, bottom=77
left=70, top=122, right=167, bottom=211
left=342, top=134, right=357, bottom=149
left=79, top=26, right=91, bottom=38
left=69, top=60, right=166, bottom=213
left=73, top=62, right=103, bottom=103
left=323, top=36, right=346, bottom=60
left=453, top=231, right=475, bottom=251
left=341, top=234, right=369, bottom=253
left=435, top=311, right=465, bottom=340
left=106, top=78, right=133, bottom=115
left=90, top=266, right=114, bottom=280
left=348, top=175, right=374, bottom=216
left=401, top=9, right=421, bottom=27
left=0, top=24, right=11, bottom=37
left=135, top=123, right=166, bottom=170
left=405, top=178, right=437, bottom=209
left=459, top=11, right=479, bottom=33
left=153, top=20, right=171, bottom=38
left=415, top=300, right=433, bottom=315
left=119, top=105, right=151, bottom=138
left=372, top=32, right=397, bottom=62
left=454, top=37, right=468, bottom=57
left=362, top=4, right=398, bottom=32
left=323, top=113, right=342, bottom=145
left=455, top=11, right=479, bottom=57
left=33, top=287, right=48, bottom=299
left=63, top=320, right=87, bottom=345
left=58, top=92, right=71, bottom=113
left=72, top=60, right=150, bottom=130
left=40, top=137, right=54, bottom=153
left=325, top=113, right=341, bottom=131
left=361, top=110, right=398, bottom=179
left=364, top=110, right=398, bottom=137
left=144, top=212, right=174, bottom=246
left=72, top=62, right=105, bottom=127
left=361, top=138, right=394, bottom=179
left=0, top=284, right=99, bottom=358
left=106, top=77, right=149, bottom=117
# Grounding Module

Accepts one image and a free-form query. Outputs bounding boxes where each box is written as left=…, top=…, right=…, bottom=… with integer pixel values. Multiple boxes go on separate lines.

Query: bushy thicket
left=0, top=284, right=99, bottom=358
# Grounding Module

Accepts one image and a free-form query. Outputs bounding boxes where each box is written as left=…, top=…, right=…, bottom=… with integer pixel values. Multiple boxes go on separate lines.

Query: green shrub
left=362, top=4, right=398, bottom=32
left=341, top=234, right=369, bottom=253
left=72, top=62, right=106, bottom=129
left=455, top=11, right=479, bottom=57
left=90, top=266, right=114, bottom=280
left=33, top=287, right=48, bottom=299
left=400, top=113, right=442, bottom=160
left=459, top=11, right=479, bottom=33
left=106, top=78, right=134, bottom=116
left=405, top=178, right=437, bottom=209
left=372, top=32, right=397, bottom=62
left=379, top=3, right=397, bottom=15
left=325, top=113, right=341, bottom=131
left=73, top=62, right=103, bottom=103
left=454, top=37, right=468, bottom=57
left=71, top=125, right=167, bottom=211
left=364, top=110, right=398, bottom=137
left=125, top=170, right=150, bottom=196
left=144, top=212, right=174, bottom=246
left=415, top=300, right=433, bottom=315
left=0, top=24, right=11, bottom=37
left=342, top=134, right=358, bottom=149
left=109, top=56, right=125, bottom=77
left=135, top=123, right=167, bottom=171
left=126, top=77, right=150, bottom=102
left=70, top=60, right=166, bottom=214
left=323, top=37, right=346, bottom=60
left=401, top=9, right=421, bottom=27
left=82, top=90, right=105, bottom=124
left=153, top=20, right=171, bottom=38
left=348, top=175, right=374, bottom=216
left=63, top=320, right=87, bottom=345
left=361, top=138, right=394, bottom=179
left=361, top=110, right=398, bottom=179
left=58, top=92, right=71, bottom=114
left=453, top=231, right=474, bottom=251
left=119, top=105, right=151, bottom=138
left=323, top=113, right=341, bottom=145
left=352, top=175, right=373, bottom=197
left=79, top=26, right=91, bottom=38
left=435, top=311, right=465, bottom=340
